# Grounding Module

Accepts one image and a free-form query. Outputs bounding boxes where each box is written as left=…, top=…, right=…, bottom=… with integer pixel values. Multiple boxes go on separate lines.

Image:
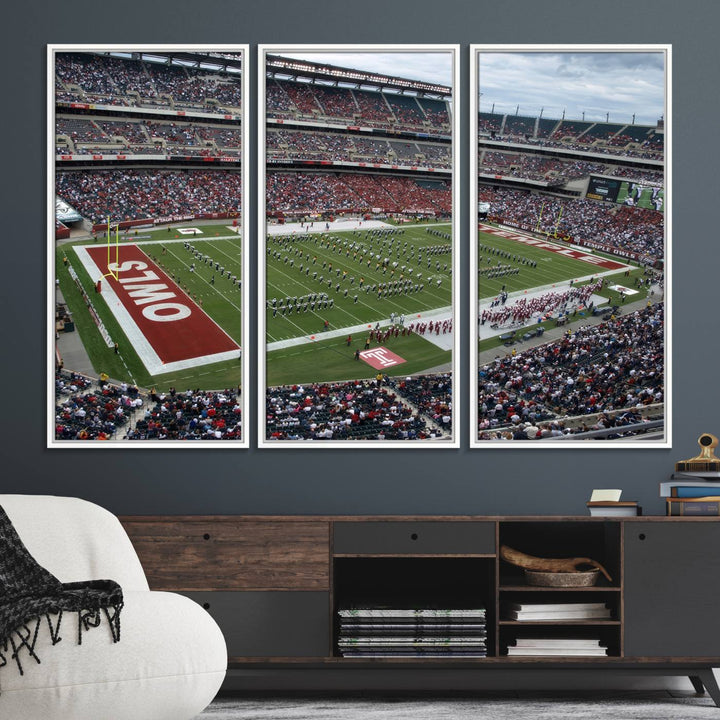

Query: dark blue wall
left=5, top=0, right=717, bottom=517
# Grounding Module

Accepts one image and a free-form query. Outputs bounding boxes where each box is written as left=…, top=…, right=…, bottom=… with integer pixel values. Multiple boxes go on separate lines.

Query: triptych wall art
left=49, top=44, right=669, bottom=448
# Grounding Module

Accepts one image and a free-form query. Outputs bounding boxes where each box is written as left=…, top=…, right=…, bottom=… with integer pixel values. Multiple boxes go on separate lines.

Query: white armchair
left=0, top=495, right=226, bottom=720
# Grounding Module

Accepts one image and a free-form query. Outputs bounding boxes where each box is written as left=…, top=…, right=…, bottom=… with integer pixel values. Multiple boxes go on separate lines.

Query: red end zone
left=84, top=244, right=238, bottom=367
left=480, top=224, right=628, bottom=271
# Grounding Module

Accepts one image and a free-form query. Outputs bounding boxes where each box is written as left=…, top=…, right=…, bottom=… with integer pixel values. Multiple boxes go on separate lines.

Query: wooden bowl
left=524, top=568, right=600, bottom=587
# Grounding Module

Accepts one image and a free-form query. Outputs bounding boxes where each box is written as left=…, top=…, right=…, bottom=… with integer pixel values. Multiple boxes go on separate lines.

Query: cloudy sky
left=479, top=51, right=666, bottom=125
left=277, top=51, right=453, bottom=88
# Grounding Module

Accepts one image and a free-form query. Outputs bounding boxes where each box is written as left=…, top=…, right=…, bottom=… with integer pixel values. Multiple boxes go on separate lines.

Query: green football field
left=265, top=224, right=452, bottom=342
left=477, top=229, right=609, bottom=300
left=56, top=222, right=243, bottom=391
left=264, top=222, right=453, bottom=386
left=266, top=332, right=451, bottom=386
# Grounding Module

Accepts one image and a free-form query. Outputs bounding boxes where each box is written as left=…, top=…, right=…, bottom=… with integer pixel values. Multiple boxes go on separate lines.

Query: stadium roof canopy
left=266, top=54, right=451, bottom=98
left=98, top=50, right=243, bottom=75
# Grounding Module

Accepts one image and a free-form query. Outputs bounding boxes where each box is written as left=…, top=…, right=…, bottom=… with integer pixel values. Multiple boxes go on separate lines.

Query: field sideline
left=475, top=224, right=653, bottom=352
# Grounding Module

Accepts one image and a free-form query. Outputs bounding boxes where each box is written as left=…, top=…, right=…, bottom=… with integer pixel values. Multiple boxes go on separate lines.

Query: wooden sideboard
left=120, top=515, right=720, bottom=702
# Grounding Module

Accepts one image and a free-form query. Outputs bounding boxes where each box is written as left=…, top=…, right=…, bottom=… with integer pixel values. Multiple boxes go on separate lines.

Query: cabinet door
left=184, top=591, right=330, bottom=658
left=624, top=522, right=720, bottom=658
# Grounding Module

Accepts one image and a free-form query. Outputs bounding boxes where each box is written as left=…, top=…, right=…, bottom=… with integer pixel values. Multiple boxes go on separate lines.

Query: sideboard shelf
left=498, top=586, right=621, bottom=592
left=120, top=515, right=720, bottom=704
left=498, top=620, right=622, bottom=625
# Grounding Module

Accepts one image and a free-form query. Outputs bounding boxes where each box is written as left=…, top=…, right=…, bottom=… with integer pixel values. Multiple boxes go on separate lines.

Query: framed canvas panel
left=259, top=45, right=460, bottom=447
left=49, top=45, right=249, bottom=447
left=470, top=45, right=671, bottom=447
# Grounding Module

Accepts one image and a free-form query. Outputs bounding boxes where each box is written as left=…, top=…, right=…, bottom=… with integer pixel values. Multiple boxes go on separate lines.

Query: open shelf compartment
left=498, top=520, right=622, bottom=590
left=333, top=556, right=496, bottom=658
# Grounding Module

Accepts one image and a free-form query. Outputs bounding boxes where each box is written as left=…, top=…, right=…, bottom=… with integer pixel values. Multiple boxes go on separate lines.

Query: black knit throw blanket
left=0, top=504, right=123, bottom=683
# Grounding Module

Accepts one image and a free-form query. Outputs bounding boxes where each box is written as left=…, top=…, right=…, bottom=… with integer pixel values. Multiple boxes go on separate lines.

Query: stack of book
left=661, top=472, right=720, bottom=516
left=506, top=637, right=608, bottom=657
left=336, top=607, right=487, bottom=657
left=504, top=601, right=612, bottom=621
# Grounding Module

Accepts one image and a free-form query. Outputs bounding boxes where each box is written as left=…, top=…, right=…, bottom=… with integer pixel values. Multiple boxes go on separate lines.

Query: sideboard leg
left=689, top=675, right=705, bottom=694
left=699, top=670, right=720, bottom=707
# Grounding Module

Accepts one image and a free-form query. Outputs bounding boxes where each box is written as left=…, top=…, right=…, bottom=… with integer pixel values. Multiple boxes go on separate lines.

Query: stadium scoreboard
left=586, top=176, right=621, bottom=203
left=587, top=176, right=664, bottom=212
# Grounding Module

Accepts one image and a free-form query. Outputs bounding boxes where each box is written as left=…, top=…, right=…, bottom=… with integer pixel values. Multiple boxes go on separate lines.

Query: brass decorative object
left=675, top=434, right=720, bottom=473
left=500, top=545, right=613, bottom=584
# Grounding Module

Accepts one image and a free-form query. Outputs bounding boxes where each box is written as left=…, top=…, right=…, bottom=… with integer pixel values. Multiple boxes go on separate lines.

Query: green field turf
left=477, top=229, right=611, bottom=299
left=145, top=237, right=242, bottom=344
left=266, top=332, right=450, bottom=386
left=56, top=222, right=243, bottom=390
left=266, top=224, right=452, bottom=343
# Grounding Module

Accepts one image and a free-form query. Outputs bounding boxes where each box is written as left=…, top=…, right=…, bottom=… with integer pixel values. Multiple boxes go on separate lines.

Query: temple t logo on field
left=359, top=347, right=406, bottom=369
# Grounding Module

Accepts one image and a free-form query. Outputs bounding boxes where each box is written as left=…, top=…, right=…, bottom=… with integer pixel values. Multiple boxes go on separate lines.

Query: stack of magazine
left=504, top=602, right=612, bottom=621
left=507, top=637, right=608, bottom=657
left=337, top=607, right=487, bottom=657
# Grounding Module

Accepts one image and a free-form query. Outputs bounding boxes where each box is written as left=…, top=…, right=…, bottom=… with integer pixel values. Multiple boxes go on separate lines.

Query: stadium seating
left=56, top=168, right=243, bottom=223
left=55, top=52, right=242, bottom=114
left=479, top=186, right=663, bottom=260
left=478, top=151, right=610, bottom=184
left=576, top=123, right=625, bottom=143
left=126, top=388, right=242, bottom=440
left=535, top=117, right=559, bottom=139
left=55, top=372, right=137, bottom=440
left=266, top=172, right=451, bottom=217
left=502, top=114, right=536, bottom=138
left=478, top=108, right=663, bottom=159
left=390, top=374, right=452, bottom=432
left=477, top=304, right=664, bottom=440
left=55, top=372, right=243, bottom=442
left=264, top=379, right=448, bottom=441
left=56, top=117, right=107, bottom=144
left=478, top=112, right=503, bottom=135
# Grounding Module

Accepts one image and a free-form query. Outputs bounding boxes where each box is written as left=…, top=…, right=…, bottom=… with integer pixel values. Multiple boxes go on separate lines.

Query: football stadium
left=261, top=52, right=456, bottom=443
left=52, top=49, right=246, bottom=442
left=474, top=51, right=666, bottom=443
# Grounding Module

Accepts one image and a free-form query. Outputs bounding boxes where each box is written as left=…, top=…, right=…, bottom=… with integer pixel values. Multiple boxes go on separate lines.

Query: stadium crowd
left=477, top=303, right=664, bottom=440
left=479, top=186, right=663, bottom=261
left=478, top=112, right=663, bottom=159
left=55, top=371, right=243, bottom=441
left=266, top=78, right=450, bottom=135
left=479, top=151, right=608, bottom=184
left=265, top=378, right=447, bottom=441
left=390, top=374, right=452, bottom=433
left=55, top=52, right=242, bottom=112
left=267, top=130, right=450, bottom=168
left=125, top=388, right=242, bottom=440
left=56, top=116, right=242, bottom=156
left=55, top=372, right=141, bottom=440
left=56, top=168, right=243, bottom=223
left=267, top=172, right=451, bottom=216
